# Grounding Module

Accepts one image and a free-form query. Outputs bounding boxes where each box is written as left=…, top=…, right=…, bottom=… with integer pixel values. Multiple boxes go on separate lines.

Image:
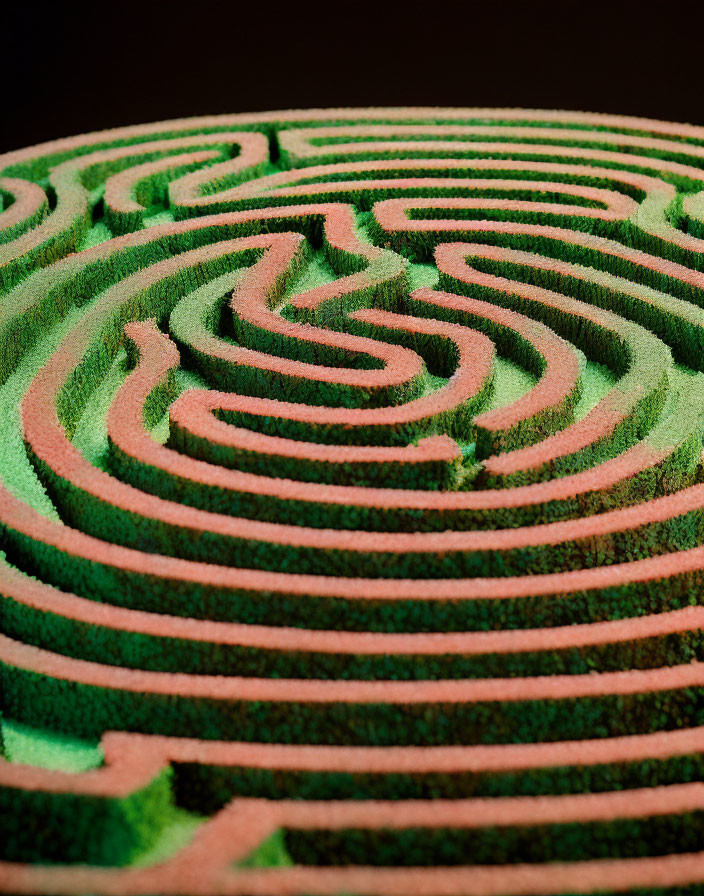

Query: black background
left=3, top=1, right=703, bottom=155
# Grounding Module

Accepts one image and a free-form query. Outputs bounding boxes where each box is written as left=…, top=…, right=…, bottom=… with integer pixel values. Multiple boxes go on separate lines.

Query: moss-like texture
left=5, top=108, right=704, bottom=891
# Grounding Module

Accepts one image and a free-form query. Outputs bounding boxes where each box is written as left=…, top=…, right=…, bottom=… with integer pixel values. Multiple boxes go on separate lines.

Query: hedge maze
left=5, top=107, right=704, bottom=893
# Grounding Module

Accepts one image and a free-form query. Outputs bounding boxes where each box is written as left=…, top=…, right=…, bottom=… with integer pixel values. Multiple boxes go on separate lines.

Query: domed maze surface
left=7, top=107, right=704, bottom=894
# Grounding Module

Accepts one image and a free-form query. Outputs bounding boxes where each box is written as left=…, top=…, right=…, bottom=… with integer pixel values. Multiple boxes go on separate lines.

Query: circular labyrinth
left=5, top=108, right=704, bottom=894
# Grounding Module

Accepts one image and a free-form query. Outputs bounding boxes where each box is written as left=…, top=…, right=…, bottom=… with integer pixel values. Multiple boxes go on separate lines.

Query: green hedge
left=0, top=769, right=172, bottom=865
left=3, top=660, right=703, bottom=745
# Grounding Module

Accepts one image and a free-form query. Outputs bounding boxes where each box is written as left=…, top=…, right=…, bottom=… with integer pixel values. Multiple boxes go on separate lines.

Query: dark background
left=3, top=1, right=703, bottom=154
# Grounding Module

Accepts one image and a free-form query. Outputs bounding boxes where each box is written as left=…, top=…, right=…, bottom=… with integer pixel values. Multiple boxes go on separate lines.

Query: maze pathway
left=3, top=107, right=704, bottom=893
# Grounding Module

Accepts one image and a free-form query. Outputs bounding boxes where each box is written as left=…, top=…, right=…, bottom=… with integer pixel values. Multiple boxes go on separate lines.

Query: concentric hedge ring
left=4, top=107, right=704, bottom=894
